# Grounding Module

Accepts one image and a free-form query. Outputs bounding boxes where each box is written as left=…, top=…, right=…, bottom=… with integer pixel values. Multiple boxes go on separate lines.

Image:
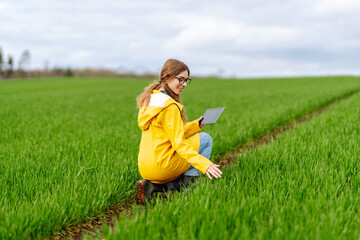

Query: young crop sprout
left=135, top=59, right=222, bottom=205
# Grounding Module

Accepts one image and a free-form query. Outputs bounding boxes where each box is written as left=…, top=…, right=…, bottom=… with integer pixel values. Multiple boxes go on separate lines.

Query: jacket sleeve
left=184, top=120, right=201, bottom=138
left=161, top=104, right=213, bottom=174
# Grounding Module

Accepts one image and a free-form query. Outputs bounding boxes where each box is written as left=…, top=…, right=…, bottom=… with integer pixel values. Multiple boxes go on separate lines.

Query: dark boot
left=136, top=179, right=166, bottom=205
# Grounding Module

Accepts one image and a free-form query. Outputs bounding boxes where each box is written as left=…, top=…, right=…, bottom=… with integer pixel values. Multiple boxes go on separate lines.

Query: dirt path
left=54, top=90, right=359, bottom=240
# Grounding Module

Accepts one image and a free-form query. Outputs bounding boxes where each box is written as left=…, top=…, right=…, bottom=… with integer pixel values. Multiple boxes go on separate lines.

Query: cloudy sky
left=0, top=0, right=359, bottom=77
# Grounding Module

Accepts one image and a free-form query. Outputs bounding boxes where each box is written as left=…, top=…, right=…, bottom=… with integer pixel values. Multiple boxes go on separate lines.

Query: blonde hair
left=136, top=59, right=189, bottom=121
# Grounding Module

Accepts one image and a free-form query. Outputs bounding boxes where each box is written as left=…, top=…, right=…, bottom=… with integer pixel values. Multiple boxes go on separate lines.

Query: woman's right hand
left=205, top=164, right=222, bottom=179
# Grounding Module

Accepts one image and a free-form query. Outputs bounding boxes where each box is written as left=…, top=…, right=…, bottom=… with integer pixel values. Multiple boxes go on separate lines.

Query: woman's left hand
left=197, top=116, right=204, bottom=128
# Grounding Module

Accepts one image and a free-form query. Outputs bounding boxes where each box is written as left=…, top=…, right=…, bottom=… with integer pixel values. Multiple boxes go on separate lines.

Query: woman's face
left=167, top=70, right=189, bottom=95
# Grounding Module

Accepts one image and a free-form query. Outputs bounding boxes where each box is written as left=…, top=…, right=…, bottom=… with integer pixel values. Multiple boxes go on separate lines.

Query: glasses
left=175, top=77, right=192, bottom=85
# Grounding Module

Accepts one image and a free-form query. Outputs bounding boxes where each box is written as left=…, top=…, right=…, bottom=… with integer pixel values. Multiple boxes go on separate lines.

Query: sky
left=0, top=0, right=359, bottom=77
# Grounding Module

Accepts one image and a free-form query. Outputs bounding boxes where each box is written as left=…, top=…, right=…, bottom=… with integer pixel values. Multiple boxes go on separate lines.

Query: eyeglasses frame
left=175, top=76, right=192, bottom=85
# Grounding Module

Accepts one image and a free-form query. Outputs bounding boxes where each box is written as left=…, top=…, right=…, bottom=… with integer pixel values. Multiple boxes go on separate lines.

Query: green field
left=103, top=85, right=360, bottom=239
left=0, top=76, right=359, bottom=239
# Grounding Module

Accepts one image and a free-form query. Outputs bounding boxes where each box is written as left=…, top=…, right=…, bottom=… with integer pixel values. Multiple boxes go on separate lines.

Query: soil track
left=54, top=90, right=359, bottom=240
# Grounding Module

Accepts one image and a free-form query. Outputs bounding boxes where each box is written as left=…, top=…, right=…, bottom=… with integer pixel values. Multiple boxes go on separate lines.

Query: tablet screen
left=201, top=107, right=225, bottom=125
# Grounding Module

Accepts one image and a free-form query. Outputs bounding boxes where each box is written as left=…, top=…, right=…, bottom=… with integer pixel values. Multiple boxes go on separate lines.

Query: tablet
left=200, top=107, right=225, bottom=125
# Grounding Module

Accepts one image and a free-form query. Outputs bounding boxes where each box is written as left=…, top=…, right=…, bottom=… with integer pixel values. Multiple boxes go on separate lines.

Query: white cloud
left=68, top=50, right=92, bottom=61
left=314, top=0, right=360, bottom=14
left=164, top=16, right=299, bottom=53
left=0, top=2, right=10, bottom=10
left=0, top=0, right=359, bottom=77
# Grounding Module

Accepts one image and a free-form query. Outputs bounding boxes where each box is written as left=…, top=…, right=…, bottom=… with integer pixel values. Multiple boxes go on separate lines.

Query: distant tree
left=18, top=50, right=31, bottom=77
left=64, top=67, right=74, bottom=77
left=0, top=48, right=3, bottom=78
left=5, top=55, right=14, bottom=78
left=52, top=66, right=64, bottom=76
left=42, top=60, right=50, bottom=77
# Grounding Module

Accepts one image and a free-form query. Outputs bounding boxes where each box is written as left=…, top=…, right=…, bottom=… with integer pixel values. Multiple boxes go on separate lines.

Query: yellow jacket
left=138, top=90, right=213, bottom=184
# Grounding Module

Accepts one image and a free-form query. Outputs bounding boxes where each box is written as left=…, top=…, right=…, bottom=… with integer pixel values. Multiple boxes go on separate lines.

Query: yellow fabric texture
left=138, top=90, right=213, bottom=184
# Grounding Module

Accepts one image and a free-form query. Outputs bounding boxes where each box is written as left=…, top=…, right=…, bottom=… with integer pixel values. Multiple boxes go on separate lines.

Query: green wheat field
left=1, top=76, right=360, bottom=239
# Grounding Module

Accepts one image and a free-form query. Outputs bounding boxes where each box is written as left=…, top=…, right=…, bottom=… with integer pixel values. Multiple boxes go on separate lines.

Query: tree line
left=0, top=47, right=159, bottom=79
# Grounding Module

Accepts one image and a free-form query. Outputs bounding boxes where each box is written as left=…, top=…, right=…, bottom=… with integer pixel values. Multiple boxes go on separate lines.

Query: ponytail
left=136, top=81, right=161, bottom=109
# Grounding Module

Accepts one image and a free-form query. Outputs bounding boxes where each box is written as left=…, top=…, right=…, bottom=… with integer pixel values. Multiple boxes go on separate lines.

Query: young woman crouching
left=136, top=59, right=222, bottom=204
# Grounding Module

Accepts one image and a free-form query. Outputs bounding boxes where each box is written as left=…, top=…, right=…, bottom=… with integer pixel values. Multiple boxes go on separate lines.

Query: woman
left=136, top=59, right=222, bottom=204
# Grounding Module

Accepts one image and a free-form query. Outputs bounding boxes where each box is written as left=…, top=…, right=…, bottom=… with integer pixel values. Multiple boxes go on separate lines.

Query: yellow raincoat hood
left=138, top=93, right=180, bottom=131
left=137, top=90, right=213, bottom=184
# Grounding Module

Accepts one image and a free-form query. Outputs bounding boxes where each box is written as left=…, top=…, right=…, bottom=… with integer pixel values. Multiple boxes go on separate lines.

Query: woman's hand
left=197, top=116, right=204, bottom=128
left=205, top=164, right=222, bottom=179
